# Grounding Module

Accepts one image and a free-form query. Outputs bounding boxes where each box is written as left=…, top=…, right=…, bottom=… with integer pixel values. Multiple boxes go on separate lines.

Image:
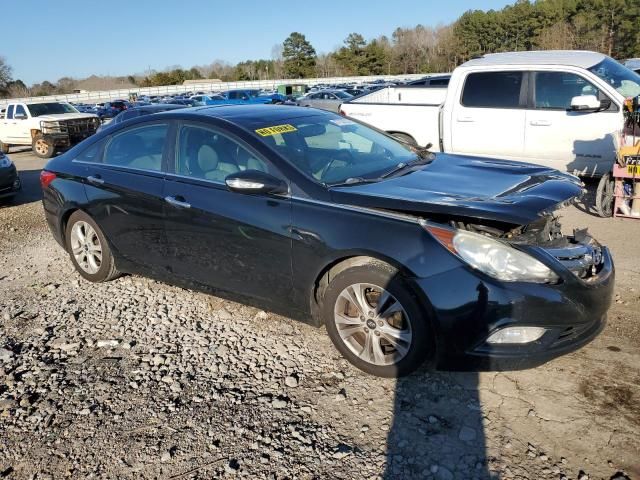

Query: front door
left=449, top=71, right=526, bottom=160
left=82, top=121, right=171, bottom=273
left=163, top=121, right=293, bottom=302
left=523, top=71, right=620, bottom=176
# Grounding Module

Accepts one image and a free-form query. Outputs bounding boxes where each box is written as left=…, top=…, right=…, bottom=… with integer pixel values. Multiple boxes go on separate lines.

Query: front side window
left=104, top=123, right=168, bottom=171
left=176, top=124, right=271, bottom=183
left=534, top=72, right=600, bottom=110
left=14, top=105, right=27, bottom=118
left=461, top=71, right=524, bottom=108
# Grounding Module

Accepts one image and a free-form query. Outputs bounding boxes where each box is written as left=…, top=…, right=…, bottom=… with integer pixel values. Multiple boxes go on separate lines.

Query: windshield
left=251, top=112, right=418, bottom=185
left=588, top=58, right=640, bottom=98
left=27, top=102, right=78, bottom=117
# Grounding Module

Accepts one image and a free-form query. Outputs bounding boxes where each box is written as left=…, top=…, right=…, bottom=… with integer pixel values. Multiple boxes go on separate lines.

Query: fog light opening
left=486, top=326, right=547, bottom=344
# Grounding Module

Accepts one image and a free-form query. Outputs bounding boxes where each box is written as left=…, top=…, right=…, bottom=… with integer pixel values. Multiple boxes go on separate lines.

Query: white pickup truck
left=340, top=50, right=640, bottom=177
left=0, top=102, right=100, bottom=158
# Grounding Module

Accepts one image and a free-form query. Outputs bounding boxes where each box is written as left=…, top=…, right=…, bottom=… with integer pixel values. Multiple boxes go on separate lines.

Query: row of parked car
left=67, top=75, right=452, bottom=119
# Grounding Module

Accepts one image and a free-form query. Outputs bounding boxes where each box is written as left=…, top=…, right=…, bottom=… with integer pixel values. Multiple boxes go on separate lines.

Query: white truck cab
left=0, top=101, right=99, bottom=158
left=340, top=51, right=639, bottom=177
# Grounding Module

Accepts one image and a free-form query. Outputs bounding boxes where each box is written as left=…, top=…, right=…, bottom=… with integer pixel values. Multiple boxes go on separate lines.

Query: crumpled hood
left=330, top=153, right=584, bottom=225
left=36, top=113, right=98, bottom=121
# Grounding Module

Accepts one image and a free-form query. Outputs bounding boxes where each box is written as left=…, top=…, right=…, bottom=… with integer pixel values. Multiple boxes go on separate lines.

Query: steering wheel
left=319, top=149, right=356, bottom=181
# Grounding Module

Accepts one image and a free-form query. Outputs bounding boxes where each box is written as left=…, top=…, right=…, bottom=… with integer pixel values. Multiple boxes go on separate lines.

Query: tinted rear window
left=461, top=72, right=523, bottom=108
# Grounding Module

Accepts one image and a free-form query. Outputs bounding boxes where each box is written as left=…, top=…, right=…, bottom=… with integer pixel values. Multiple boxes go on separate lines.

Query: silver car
left=296, top=90, right=353, bottom=112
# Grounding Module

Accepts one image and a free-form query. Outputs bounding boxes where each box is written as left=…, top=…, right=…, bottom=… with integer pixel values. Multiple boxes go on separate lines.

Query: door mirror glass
left=225, top=170, right=288, bottom=195
left=570, top=95, right=601, bottom=111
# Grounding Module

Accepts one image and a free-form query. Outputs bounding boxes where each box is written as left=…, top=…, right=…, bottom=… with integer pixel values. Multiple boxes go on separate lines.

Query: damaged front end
left=448, top=213, right=605, bottom=283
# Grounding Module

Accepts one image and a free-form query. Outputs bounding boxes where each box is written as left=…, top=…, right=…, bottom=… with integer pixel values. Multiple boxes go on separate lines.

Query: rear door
left=163, top=121, right=293, bottom=301
left=449, top=71, right=527, bottom=159
left=523, top=70, right=620, bottom=176
left=82, top=121, right=172, bottom=272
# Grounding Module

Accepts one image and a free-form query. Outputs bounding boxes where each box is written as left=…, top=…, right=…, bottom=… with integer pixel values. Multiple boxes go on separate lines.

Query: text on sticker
left=255, top=124, right=298, bottom=136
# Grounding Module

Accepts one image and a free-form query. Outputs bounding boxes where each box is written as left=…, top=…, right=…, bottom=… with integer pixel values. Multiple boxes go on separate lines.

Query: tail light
left=40, top=170, right=57, bottom=189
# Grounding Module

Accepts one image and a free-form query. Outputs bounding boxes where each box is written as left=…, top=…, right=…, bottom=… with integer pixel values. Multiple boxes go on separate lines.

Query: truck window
left=461, top=72, right=524, bottom=108
left=6, top=105, right=14, bottom=120
left=534, top=72, right=599, bottom=110
left=15, top=105, right=27, bottom=118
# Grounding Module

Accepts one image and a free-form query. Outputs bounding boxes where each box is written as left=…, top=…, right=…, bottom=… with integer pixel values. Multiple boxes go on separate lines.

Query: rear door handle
left=164, top=195, right=191, bottom=209
left=529, top=120, right=552, bottom=126
left=457, top=116, right=475, bottom=123
left=87, top=175, right=104, bottom=185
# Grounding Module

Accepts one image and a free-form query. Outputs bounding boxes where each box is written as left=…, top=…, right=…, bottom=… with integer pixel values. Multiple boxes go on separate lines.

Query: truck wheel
left=390, top=133, right=417, bottom=146
left=0, top=140, right=9, bottom=154
left=595, top=171, right=614, bottom=218
left=32, top=134, right=55, bottom=158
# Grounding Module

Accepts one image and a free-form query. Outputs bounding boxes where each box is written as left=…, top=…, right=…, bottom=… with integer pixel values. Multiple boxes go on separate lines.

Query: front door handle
left=457, top=116, right=475, bottom=123
left=165, top=195, right=191, bottom=209
left=529, top=119, right=552, bottom=126
left=87, top=175, right=104, bottom=185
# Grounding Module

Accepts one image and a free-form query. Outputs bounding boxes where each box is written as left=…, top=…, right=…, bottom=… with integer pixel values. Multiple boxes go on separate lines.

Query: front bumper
left=0, top=165, right=21, bottom=199
left=416, top=245, right=614, bottom=371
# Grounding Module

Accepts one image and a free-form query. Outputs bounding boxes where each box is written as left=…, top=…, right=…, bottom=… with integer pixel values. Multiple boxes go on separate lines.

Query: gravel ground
left=0, top=151, right=638, bottom=479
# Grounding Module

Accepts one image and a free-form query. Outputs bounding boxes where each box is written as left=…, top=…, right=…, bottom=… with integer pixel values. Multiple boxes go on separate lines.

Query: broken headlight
left=423, top=222, right=560, bottom=284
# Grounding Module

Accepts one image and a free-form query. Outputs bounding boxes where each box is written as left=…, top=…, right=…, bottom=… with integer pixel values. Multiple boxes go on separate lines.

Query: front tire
left=322, top=261, right=432, bottom=377
left=65, top=211, right=120, bottom=282
left=32, top=134, right=55, bottom=158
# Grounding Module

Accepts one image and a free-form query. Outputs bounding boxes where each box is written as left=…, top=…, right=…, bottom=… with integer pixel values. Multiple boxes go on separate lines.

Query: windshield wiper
left=327, top=177, right=381, bottom=187
left=380, top=153, right=435, bottom=179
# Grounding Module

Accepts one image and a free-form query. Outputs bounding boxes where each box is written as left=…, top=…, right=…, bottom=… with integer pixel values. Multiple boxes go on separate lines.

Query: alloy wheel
left=333, top=283, right=412, bottom=366
left=70, top=221, right=102, bottom=274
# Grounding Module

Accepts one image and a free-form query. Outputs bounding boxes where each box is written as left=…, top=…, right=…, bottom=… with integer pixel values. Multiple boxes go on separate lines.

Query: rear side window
left=461, top=72, right=524, bottom=108
left=534, top=71, right=600, bottom=110
left=104, top=124, right=168, bottom=171
left=6, top=105, right=14, bottom=119
left=75, top=138, right=107, bottom=163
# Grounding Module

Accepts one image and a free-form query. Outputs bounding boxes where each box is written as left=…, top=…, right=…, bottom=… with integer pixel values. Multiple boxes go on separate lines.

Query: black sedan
left=0, top=151, right=21, bottom=200
left=40, top=105, right=614, bottom=377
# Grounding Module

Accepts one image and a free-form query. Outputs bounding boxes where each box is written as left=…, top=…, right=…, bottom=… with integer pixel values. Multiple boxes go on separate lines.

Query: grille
left=544, top=242, right=604, bottom=280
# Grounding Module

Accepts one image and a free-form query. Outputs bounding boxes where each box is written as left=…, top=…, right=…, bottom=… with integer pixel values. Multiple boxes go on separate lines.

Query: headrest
left=197, top=145, right=219, bottom=171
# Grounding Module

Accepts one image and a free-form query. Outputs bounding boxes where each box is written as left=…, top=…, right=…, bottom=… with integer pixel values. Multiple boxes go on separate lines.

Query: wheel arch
left=310, top=251, right=420, bottom=324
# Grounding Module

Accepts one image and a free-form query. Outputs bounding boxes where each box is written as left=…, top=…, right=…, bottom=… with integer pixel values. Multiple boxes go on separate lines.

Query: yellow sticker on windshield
left=255, top=124, right=297, bottom=136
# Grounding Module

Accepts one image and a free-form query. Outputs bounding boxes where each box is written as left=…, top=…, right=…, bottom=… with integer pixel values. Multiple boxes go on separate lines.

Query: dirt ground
left=0, top=149, right=638, bottom=480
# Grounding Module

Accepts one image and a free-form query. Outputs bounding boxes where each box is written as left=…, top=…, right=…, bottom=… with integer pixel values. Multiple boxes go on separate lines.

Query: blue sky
left=3, top=0, right=513, bottom=84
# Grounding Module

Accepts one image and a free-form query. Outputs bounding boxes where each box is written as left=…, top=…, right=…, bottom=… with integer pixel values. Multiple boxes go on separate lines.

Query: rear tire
left=32, top=134, right=55, bottom=158
left=0, top=141, right=9, bottom=154
left=321, top=260, right=432, bottom=377
left=65, top=210, right=120, bottom=282
left=595, top=171, right=614, bottom=218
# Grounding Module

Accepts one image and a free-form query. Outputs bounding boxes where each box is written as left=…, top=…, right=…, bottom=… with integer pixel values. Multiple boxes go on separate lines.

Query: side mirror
left=14, top=113, right=27, bottom=120
left=570, top=95, right=601, bottom=112
left=225, top=170, right=288, bottom=196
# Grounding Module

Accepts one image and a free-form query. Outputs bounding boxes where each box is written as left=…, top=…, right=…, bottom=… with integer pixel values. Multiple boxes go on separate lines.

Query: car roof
left=157, top=104, right=330, bottom=126
left=132, top=104, right=186, bottom=113
left=460, top=50, right=606, bottom=69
